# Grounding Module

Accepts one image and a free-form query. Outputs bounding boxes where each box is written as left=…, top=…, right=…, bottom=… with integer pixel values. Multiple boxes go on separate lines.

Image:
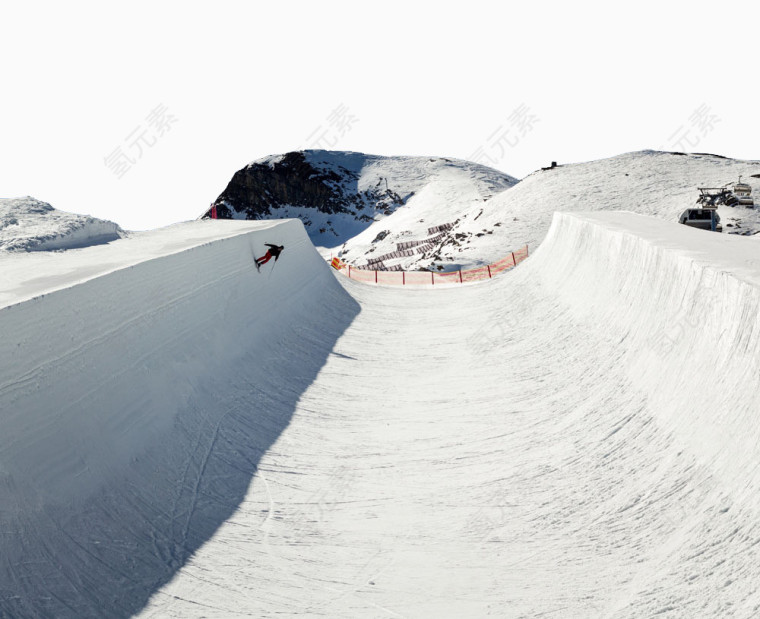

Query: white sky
left=2, top=0, right=758, bottom=230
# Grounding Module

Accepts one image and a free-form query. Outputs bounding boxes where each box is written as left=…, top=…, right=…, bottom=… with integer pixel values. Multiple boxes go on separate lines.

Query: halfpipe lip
left=0, top=219, right=292, bottom=311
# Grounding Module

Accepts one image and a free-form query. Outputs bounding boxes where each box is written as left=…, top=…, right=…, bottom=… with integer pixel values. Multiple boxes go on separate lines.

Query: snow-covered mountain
left=209, top=150, right=760, bottom=273
left=0, top=196, right=124, bottom=251
left=469, top=150, right=760, bottom=258
left=208, top=150, right=517, bottom=266
left=333, top=150, right=760, bottom=271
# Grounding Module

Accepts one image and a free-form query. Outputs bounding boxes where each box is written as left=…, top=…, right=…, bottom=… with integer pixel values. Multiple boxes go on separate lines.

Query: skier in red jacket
left=255, top=244, right=285, bottom=270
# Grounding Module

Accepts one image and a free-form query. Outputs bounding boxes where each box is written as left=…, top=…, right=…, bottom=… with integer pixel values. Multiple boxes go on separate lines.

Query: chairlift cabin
left=732, top=176, right=754, bottom=207
left=679, top=208, right=722, bottom=233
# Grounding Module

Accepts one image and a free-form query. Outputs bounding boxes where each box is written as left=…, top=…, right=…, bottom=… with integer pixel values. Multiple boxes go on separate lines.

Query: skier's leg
left=258, top=251, right=272, bottom=266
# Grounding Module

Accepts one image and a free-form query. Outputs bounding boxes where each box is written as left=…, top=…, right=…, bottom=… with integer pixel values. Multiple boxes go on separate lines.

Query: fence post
left=403, top=271, right=405, bottom=285
left=511, top=251, right=516, bottom=266
left=526, top=244, right=529, bottom=256
left=459, top=270, right=463, bottom=283
left=487, top=265, right=492, bottom=278
left=375, top=270, right=378, bottom=284
left=431, top=271, right=434, bottom=285
left=348, top=265, right=351, bottom=279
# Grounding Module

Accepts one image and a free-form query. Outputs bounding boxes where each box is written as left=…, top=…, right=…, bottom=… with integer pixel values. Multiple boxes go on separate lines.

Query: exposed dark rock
left=208, top=151, right=406, bottom=223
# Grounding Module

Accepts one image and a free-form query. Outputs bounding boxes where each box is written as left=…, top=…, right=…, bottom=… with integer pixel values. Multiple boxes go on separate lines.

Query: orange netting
left=377, top=271, right=403, bottom=286
left=512, top=247, right=529, bottom=263
left=346, top=267, right=377, bottom=283
left=489, top=254, right=517, bottom=275
left=334, top=245, right=529, bottom=286
left=461, top=266, right=490, bottom=283
left=404, top=271, right=437, bottom=285
left=433, top=271, right=461, bottom=285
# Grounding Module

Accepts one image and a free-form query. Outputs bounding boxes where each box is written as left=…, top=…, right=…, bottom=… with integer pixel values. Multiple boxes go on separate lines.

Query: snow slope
left=230, top=150, right=759, bottom=274
left=448, top=150, right=760, bottom=266
left=0, top=196, right=124, bottom=251
left=2, top=212, right=760, bottom=617
left=211, top=150, right=518, bottom=270
left=331, top=156, right=509, bottom=271
left=296, top=150, right=516, bottom=250
left=0, top=218, right=360, bottom=617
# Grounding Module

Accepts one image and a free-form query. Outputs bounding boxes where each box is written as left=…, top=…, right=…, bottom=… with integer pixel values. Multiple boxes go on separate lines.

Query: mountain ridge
left=207, top=149, right=760, bottom=272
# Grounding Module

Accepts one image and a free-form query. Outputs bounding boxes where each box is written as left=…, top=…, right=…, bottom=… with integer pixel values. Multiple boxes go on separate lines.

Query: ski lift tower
left=696, top=186, right=733, bottom=208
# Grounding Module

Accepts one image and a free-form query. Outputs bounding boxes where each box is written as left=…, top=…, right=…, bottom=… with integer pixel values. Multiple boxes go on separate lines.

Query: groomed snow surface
left=2, top=213, right=760, bottom=617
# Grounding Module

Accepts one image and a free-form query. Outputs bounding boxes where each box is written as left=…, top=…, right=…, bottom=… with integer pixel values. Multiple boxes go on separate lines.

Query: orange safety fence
left=330, top=245, right=529, bottom=286
left=345, top=267, right=377, bottom=284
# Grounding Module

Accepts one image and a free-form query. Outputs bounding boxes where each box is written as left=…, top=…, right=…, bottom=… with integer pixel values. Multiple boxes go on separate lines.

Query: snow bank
left=489, top=212, right=760, bottom=615
left=525, top=212, right=760, bottom=494
left=0, top=219, right=360, bottom=617
left=0, top=196, right=124, bottom=251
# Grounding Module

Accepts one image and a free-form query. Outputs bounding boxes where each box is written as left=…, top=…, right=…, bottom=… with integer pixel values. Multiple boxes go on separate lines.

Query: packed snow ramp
left=0, top=219, right=360, bottom=617
left=2, top=213, right=760, bottom=617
